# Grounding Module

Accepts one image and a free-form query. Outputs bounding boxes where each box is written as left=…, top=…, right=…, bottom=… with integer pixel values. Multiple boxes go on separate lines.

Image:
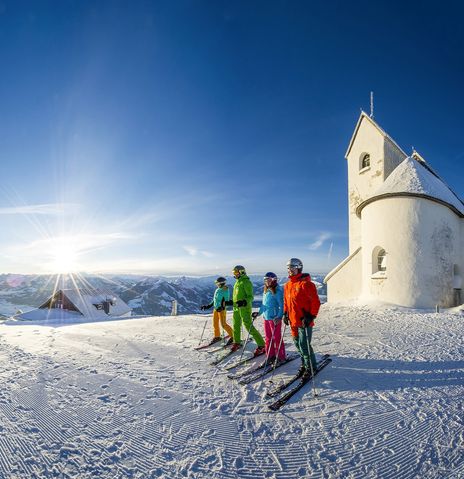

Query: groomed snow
left=0, top=303, right=463, bottom=478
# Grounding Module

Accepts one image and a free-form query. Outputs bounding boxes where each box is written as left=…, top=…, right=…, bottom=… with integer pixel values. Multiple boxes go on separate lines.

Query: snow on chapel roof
left=356, top=155, right=464, bottom=217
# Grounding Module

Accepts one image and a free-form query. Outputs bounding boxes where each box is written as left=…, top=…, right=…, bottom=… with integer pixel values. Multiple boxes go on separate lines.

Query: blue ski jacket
left=258, top=284, right=284, bottom=320
left=213, top=286, right=230, bottom=310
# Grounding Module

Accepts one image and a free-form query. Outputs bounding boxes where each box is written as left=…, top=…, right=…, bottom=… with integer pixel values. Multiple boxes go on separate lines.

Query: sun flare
left=49, top=239, right=80, bottom=274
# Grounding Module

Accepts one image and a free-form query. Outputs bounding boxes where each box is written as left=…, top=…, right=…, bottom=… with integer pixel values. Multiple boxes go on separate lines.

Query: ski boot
left=253, top=346, right=265, bottom=357
left=273, top=357, right=285, bottom=367
left=296, top=360, right=306, bottom=378
left=258, top=356, right=275, bottom=368
left=301, top=362, right=317, bottom=380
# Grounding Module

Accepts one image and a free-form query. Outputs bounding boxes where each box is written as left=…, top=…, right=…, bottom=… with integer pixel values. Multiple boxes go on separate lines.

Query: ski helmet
left=263, top=272, right=278, bottom=287
left=232, top=265, right=246, bottom=278
left=215, top=276, right=227, bottom=287
left=287, top=258, right=303, bottom=274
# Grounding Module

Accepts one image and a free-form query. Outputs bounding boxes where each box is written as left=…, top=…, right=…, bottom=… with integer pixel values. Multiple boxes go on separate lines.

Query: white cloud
left=308, top=232, right=331, bottom=250
left=183, top=246, right=198, bottom=256
left=0, top=203, right=79, bottom=215
left=327, top=241, right=333, bottom=262
left=13, top=232, right=134, bottom=254
left=183, top=246, right=214, bottom=258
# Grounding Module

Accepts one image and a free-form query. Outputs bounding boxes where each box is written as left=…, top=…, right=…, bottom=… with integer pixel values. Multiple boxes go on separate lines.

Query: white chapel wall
left=457, top=218, right=464, bottom=303
left=361, top=197, right=461, bottom=308
left=346, top=118, right=387, bottom=254
left=325, top=248, right=362, bottom=303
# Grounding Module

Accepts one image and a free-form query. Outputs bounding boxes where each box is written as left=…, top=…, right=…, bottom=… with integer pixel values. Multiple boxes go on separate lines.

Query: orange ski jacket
left=284, top=273, right=321, bottom=337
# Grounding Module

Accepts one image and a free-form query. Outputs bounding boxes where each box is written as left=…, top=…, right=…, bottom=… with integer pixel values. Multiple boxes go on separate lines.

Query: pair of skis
left=267, top=355, right=332, bottom=411
left=194, top=336, right=231, bottom=351
left=225, top=351, right=332, bottom=410
left=228, top=353, right=299, bottom=384
left=211, top=345, right=265, bottom=367
left=194, top=337, right=261, bottom=367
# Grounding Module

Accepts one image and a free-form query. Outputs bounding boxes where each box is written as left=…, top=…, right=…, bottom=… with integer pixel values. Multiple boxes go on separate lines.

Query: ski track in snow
left=0, top=304, right=463, bottom=478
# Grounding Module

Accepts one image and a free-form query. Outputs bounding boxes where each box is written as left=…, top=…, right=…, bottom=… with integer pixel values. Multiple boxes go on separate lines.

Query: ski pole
left=259, top=319, right=277, bottom=387
left=305, top=325, right=318, bottom=398
left=237, top=313, right=257, bottom=363
left=269, top=321, right=287, bottom=383
left=198, top=315, right=208, bottom=346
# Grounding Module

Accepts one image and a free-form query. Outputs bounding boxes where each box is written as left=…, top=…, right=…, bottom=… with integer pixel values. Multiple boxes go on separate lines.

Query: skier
left=200, top=277, right=234, bottom=344
left=283, top=258, right=321, bottom=379
left=228, top=265, right=265, bottom=354
left=252, top=272, right=286, bottom=363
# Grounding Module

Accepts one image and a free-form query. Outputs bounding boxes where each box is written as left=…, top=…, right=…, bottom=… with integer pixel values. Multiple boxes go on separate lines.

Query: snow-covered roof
left=17, top=288, right=132, bottom=321
left=345, top=111, right=408, bottom=159
left=357, top=156, right=464, bottom=217
left=60, top=288, right=132, bottom=318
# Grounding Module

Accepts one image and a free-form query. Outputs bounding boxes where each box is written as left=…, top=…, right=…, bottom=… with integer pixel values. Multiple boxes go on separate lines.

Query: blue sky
left=0, top=0, right=463, bottom=276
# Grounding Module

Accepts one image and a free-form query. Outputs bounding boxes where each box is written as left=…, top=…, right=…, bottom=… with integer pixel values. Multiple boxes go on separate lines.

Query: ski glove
left=302, top=312, right=316, bottom=327
left=225, top=300, right=233, bottom=306
left=251, top=312, right=259, bottom=319
left=215, top=306, right=224, bottom=312
left=282, top=312, right=289, bottom=325
left=236, top=299, right=247, bottom=307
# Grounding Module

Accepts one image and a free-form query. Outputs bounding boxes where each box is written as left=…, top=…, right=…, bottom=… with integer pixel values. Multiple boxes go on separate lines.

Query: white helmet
left=287, top=258, right=303, bottom=272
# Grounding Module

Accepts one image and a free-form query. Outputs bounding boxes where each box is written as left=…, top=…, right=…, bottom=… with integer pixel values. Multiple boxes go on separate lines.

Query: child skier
left=252, top=272, right=286, bottom=363
left=200, top=276, right=234, bottom=344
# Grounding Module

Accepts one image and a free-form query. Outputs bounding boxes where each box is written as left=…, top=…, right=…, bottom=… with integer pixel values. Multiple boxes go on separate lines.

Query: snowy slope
left=0, top=303, right=463, bottom=478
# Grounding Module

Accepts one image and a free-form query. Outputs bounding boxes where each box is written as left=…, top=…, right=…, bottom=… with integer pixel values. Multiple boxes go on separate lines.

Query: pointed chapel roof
left=345, top=111, right=408, bottom=159
left=356, top=155, right=464, bottom=217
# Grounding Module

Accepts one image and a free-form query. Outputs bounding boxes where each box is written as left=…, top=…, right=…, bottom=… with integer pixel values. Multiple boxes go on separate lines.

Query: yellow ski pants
left=213, top=309, right=233, bottom=338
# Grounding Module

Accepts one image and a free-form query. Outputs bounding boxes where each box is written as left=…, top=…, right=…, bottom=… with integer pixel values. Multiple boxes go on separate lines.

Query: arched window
left=372, top=246, right=387, bottom=276
left=377, top=249, right=386, bottom=272
left=361, top=153, right=370, bottom=170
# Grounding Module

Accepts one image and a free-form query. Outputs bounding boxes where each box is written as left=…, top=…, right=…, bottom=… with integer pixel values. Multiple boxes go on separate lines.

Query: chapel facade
left=325, top=112, right=464, bottom=308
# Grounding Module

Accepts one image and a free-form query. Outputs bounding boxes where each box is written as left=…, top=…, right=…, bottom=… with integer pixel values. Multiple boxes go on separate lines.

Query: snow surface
left=0, top=299, right=33, bottom=317
left=371, top=156, right=464, bottom=215
left=0, top=303, right=463, bottom=478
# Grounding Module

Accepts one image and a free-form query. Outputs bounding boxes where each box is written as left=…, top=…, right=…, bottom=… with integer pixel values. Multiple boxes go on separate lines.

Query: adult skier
left=283, top=258, right=321, bottom=379
left=200, top=277, right=234, bottom=344
left=252, top=272, right=286, bottom=363
left=229, top=265, right=265, bottom=354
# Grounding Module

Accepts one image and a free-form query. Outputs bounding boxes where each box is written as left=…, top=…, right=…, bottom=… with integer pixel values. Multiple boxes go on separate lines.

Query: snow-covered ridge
left=0, top=273, right=327, bottom=318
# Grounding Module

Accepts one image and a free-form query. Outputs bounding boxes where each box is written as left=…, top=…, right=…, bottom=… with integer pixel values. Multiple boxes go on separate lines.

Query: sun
left=49, top=238, right=80, bottom=274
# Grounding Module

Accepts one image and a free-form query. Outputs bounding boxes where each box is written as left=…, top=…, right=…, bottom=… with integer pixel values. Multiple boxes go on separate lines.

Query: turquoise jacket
left=258, top=284, right=284, bottom=320
left=213, top=286, right=230, bottom=310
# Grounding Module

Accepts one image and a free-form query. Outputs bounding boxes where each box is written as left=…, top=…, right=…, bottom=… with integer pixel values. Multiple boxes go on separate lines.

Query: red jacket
left=284, top=273, right=320, bottom=337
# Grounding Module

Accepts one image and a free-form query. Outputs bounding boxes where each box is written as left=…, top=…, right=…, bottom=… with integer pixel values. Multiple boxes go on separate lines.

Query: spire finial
left=370, top=91, right=374, bottom=119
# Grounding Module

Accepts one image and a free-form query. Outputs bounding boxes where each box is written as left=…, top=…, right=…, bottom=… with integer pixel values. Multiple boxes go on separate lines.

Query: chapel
left=325, top=112, right=463, bottom=308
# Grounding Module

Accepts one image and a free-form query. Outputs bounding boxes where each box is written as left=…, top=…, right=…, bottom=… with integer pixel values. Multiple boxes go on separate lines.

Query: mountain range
left=0, top=273, right=327, bottom=317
